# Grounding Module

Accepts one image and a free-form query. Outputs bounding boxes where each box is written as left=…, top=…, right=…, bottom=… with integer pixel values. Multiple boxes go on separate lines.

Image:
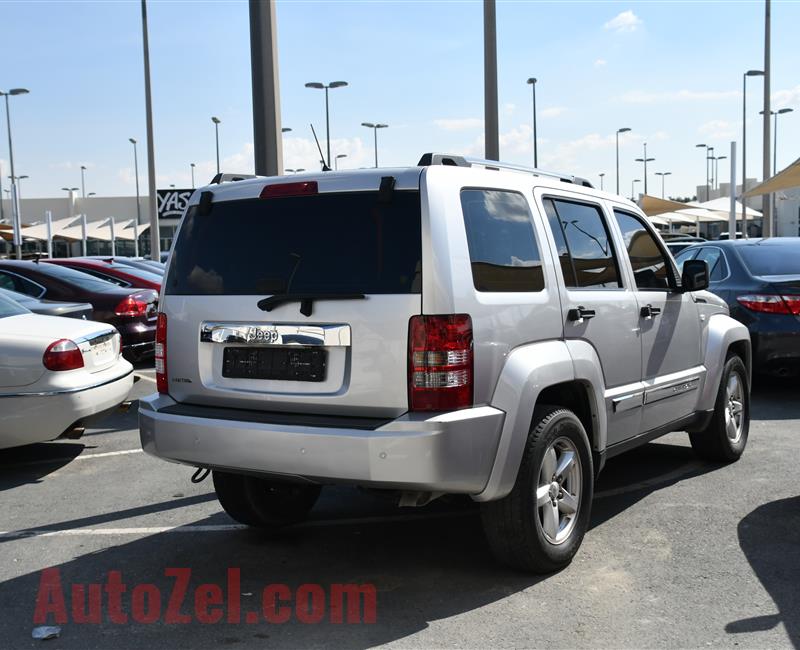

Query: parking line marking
left=0, top=511, right=474, bottom=540
left=0, top=448, right=143, bottom=470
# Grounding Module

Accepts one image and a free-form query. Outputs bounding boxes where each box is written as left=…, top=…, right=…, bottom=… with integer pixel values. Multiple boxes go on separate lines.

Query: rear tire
left=689, top=355, right=749, bottom=463
left=480, top=405, right=594, bottom=573
left=212, top=471, right=321, bottom=528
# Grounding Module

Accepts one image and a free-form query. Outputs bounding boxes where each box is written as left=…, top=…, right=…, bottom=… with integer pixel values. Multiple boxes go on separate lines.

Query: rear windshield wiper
left=257, top=293, right=366, bottom=317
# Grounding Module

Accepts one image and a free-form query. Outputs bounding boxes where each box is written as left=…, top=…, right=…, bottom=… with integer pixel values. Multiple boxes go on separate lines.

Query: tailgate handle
left=200, top=322, right=351, bottom=347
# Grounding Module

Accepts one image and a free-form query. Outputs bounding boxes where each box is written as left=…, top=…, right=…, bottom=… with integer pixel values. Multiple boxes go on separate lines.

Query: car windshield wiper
left=257, top=293, right=366, bottom=317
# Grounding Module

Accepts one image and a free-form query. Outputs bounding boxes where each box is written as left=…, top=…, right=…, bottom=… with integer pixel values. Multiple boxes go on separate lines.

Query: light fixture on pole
left=1, top=87, right=30, bottom=260
left=634, top=143, right=655, bottom=195
left=129, top=138, right=142, bottom=256
left=304, top=81, right=348, bottom=169
left=335, top=154, right=347, bottom=170
left=190, top=163, right=195, bottom=189
left=742, top=70, right=764, bottom=238
left=654, top=172, right=672, bottom=199
left=88, top=192, right=96, bottom=197
left=615, top=127, right=631, bottom=195
left=281, top=127, right=292, bottom=133
left=361, top=122, right=388, bottom=168
left=211, top=116, right=221, bottom=174
left=599, top=172, right=605, bottom=190
left=631, top=179, right=641, bottom=202
left=526, top=77, right=538, bottom=167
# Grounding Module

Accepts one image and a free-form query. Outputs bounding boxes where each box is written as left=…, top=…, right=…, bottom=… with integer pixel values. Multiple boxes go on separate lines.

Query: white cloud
left=621, top=89, right=740, bottom=104
left=434, top=117, right=483, bottom=131
left=698, top=119, right=739, bottom=139
left=773, top=84, right=800, bottom=109
left=540, top=106, right=567, bottom=119
left=604, top=10, right=642, bottom=33
left=464, top=124, right=534, bottom=158
left=503, top=103, right=516, bottom=117
left=594, top=59, right=607, bottom=67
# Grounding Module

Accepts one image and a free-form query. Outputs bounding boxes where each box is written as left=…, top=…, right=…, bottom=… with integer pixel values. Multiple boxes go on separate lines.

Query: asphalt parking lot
left=1, top=369, right=798, bottom=649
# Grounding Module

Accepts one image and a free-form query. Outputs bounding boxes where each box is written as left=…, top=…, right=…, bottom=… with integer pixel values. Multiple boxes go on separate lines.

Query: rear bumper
left=139, top=394, right=505, bottom=494
left=752, top=330, right=800, bottom=376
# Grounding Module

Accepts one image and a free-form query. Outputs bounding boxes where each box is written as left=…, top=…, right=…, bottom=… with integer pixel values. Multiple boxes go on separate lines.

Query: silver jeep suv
left=140, top=154, right=751, bottom=573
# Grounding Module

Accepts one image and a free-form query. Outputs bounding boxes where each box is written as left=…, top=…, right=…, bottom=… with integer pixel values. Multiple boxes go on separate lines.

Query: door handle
left=567, top=306, right=596, bottom=322
left=640, top=304, right=662, bottom=319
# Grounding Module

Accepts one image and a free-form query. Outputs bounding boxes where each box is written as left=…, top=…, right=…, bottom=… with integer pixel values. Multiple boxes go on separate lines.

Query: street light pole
left=631, top=179, right=641, bottom=202
left=140, top=0, right=160, bottom=260
left=129, top=138, right=142, bottom=257
left=762, top=0, right=772, bottom=237
left=80, top=165, right=87, bottom=200
left=361, top=122, right=388, bottom=168
left=599, top=173, right=605, bottom=191
left=190, top=163, right=195, bottom=189
left=615, top=127, right=631, bottom=195
left=695, top=143, right=710, bottom=201
left=773, top=108, right=793, bottom=172
left=526, top=77, right=538, bottom=167
left=635, top=142, right=655, bottom=195
left=484, top=0, right=499, bottom=161
left=655, top=171, right=671, bottom=199
left=335, top=154, right=347, bottom=170
left=211, top=117, right=221, bottom=174
left=1, top=88, right=29, bottom=260
left=714, top=156, right=726, bottom=190
left=742, top=70, right=764, bottom=239
left=304, top=81, right=348, bottom=169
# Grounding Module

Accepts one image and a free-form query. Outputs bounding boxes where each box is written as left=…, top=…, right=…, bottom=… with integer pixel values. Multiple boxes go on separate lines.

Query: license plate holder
left=222, top=347, right=327, bottom=382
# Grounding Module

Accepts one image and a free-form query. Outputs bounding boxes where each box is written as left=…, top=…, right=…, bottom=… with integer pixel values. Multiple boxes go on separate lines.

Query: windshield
left=0, top=292, right=30, bottom=317
left=737, top=243, right=800, bottom=276
left=37, top=263, right=121, bottom=291
left=166, top=190, right=422, bottom=296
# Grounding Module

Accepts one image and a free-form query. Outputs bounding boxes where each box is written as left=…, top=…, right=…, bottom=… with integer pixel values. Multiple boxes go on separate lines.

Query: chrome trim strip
left=200, top=322, right=352, bottom=347
left=0, top=368, right=133, bottom=398
left=644, top=377, right=700, bottom=405
left=612, top=391, right=644, bottom=413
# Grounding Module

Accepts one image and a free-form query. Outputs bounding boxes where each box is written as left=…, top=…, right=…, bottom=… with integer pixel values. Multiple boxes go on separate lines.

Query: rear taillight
left=408, top=314, right=473, bottom=412
left=115, top=295, right=149, bottom=317
left=737, top=294, right=800, bottom=315
left=155, top=312, right=168, bottom=394
left=43, top=339, right=84, bottom=372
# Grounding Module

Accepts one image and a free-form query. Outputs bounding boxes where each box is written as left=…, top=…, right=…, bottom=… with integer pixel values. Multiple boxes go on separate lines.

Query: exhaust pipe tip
left=63, top=425, right=85, bottom=440
left=118, top=400, right=134, bottom=413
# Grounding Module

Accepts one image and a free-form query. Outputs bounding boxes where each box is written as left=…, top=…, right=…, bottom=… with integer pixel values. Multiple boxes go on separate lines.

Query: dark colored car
left=0, top=286, right=93, bottom=320
left=88, top=256, right=166, bottom=275
left=0, top=261, right=158, bottom=361
left=675, top=238, right=800, bottom=377
left=44, top=258, right=162, bottom=291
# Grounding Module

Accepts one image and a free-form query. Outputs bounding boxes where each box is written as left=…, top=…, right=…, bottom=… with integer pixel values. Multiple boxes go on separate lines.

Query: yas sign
left=157, top=189, right=193, bottom=219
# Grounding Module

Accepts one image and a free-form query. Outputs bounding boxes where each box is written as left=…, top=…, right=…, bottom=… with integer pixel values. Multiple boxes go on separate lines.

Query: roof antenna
left=310, top=124, right=331, bottom=171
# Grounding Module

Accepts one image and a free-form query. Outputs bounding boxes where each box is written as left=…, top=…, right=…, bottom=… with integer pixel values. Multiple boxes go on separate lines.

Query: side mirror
left=681, top=259, right=709, bottom=292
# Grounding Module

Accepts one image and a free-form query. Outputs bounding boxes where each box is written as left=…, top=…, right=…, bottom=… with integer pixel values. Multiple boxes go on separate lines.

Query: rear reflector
left=408, top=314, right=473, bottom=411
left=260, top=181, right=318, bottom=199
left=737, top=294, right=800, bottom=315
left=155, top=312, right=168, bottom=394
left=43, top=339, right=84, bottom=372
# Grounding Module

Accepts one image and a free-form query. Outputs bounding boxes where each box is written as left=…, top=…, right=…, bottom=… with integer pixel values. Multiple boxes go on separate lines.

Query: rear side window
left=166, top=191, right=422, bottom=295
left=695, top=247, right=729, bottom=282
left=460, top=189, right=544, bottom=292
left=543, top=198, right=622, bottom=289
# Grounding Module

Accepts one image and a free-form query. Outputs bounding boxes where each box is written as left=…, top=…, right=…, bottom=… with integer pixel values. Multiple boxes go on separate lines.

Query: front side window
left=613, top=210, right=673, bottom=290
left=460, top=189, right=544, bottom=292
left=544, top=198, right=622, bottom=289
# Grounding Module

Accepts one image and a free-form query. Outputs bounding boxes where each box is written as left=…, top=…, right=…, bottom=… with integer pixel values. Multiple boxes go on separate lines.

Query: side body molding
left=696, top=313, right=752, bottom=412
left=474, top=339, right=607, bottom=502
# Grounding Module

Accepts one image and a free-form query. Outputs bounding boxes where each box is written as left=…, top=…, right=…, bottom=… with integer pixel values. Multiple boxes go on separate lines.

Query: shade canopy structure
left=19, top=217, right=83, bottom=241
left=648, top=211, right=701, bottom=224
left=638, top=195, right=706, bottom=217
left=695, top=197, right=762, bottom=218
left=743, top=156, right=800, bottom=197
left=115, top=219, right=150, bottom=241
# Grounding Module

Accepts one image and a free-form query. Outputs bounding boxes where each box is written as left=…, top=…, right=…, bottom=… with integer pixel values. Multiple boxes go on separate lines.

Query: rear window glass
left=166, top=191, right=422, bottom=295
left=737, top=244, right=800, bottom=276
left=0, top=292, right=29, bottom=317
left=460, top=189, right=544, bottom=292
left=35, top=263, right=119, bottom=292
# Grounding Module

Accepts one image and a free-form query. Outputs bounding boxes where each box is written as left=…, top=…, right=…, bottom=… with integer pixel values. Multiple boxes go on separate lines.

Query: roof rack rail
left=209, top=172, right=261, bottom=185
left=417, top=152, right=594, bottom=189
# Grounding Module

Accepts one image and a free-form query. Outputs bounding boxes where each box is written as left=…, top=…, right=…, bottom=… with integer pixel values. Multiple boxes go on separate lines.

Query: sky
left=1, top=0, right=799, bottom=202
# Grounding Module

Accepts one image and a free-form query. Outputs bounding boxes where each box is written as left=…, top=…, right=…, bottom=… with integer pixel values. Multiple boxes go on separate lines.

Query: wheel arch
left=697, top=314, right=752, bottom=412
left=474, top=339, right=606, bottom=502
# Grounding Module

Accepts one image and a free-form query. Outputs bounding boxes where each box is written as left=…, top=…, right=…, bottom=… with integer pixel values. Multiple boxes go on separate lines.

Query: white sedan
left=0, top=293, right=134, bottom=449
